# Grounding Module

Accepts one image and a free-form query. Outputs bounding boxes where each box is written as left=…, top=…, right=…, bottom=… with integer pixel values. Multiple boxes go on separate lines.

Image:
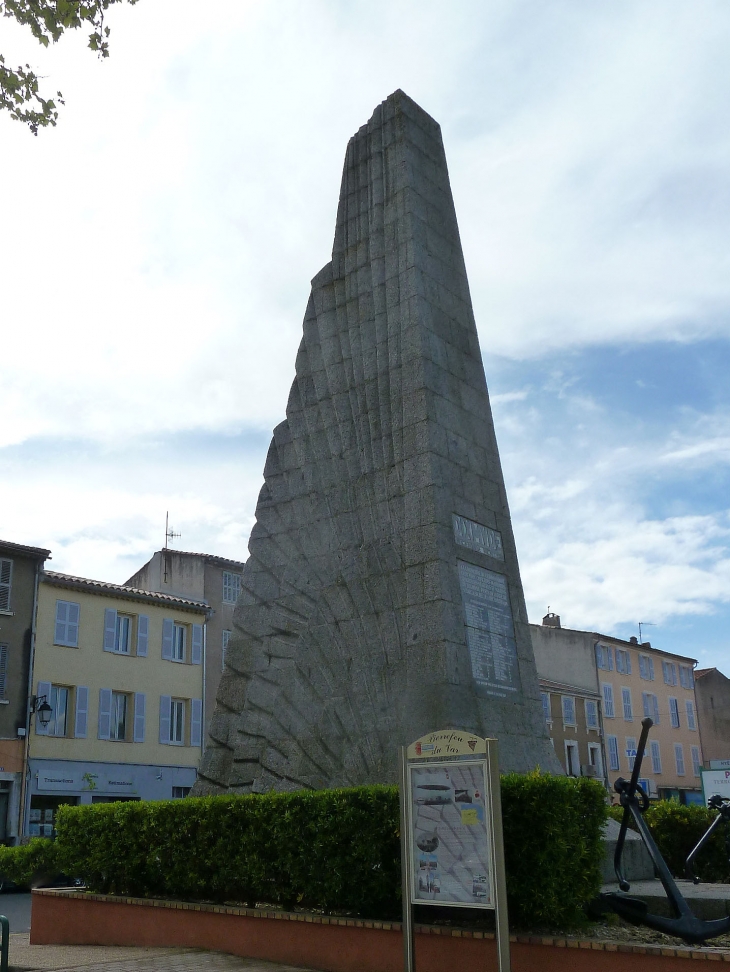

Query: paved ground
left=8, top=934, right=311, bottom=971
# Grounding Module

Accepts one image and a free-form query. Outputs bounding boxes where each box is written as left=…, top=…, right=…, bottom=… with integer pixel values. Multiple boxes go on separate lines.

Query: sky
left=1, top=1, right=729, bottom=669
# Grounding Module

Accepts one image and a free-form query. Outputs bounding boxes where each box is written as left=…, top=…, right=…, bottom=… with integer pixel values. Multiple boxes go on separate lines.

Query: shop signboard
left=701, top=768, right=730, bottom=804
left=399, top=729, right=510, bottom=972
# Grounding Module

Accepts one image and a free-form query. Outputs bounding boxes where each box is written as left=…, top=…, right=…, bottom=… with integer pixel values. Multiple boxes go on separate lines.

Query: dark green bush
left=608, top=802, right=730, bottom=883
left=0, top=775, right=607, bottom=927
left=501, top=772, right=607, bottom=928
left=0, top=837, right=60, bottom=887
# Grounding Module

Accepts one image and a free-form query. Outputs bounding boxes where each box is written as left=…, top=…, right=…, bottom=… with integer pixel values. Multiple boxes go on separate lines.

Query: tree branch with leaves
left=0, top=0, right=139, bottom=134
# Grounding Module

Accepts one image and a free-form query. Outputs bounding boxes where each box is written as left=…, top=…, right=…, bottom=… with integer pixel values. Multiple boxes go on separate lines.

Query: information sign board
left=399, top=729, right=510, bottom=972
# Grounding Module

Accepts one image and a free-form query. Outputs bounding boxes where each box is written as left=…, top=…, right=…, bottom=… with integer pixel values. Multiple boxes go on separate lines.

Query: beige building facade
left=27, top=571, right=208, bottom=835
left=694, top=668, right=730, bottom=765
left=125, top=549, right=244, bottom=745
left=531, top=614, right=703, bottom=803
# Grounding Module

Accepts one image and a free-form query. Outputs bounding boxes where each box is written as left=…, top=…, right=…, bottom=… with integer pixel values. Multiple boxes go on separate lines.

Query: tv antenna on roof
left=638, top=621, right=655, bottom=644
left=165, top=512, right=181, bottom=549
left=163, top=512, right=181, bottom=584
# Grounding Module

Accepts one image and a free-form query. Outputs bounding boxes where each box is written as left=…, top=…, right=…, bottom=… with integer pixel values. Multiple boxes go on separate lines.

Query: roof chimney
left=629, top=636, right=638, bottom=645
left=542, top=612, right=561, bottom=628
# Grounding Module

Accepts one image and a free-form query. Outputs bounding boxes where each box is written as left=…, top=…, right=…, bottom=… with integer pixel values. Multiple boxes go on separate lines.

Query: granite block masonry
left=195, top=90, right=560, bottom=794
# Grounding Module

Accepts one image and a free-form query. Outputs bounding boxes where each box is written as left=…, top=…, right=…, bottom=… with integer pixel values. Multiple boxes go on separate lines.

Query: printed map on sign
left=410, top=761, right=493, bottom=907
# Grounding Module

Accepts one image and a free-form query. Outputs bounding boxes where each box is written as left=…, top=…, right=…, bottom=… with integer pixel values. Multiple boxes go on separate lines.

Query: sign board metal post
left=399, top=729, right=511, bottom=972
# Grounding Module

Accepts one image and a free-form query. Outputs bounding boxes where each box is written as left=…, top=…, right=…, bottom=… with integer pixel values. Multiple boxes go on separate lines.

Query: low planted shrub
left=0, top=775, right=607, bottom=927
left=0, top=837, right=60, bottom=887
left=501, top=772, right=607, bottom=928
left=608, top=801, right=730, bottom=883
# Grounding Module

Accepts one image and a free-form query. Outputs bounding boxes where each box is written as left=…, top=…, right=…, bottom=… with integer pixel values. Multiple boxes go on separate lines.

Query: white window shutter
left=67, top=602, right=80, bottom=647
left=191, top=698, right=203, bottom=747
left=137, top=615, right=149, bottom=656
left=54, top=601, right=68, bottom=645
left=103, top=608, right=117, bottom=652
left=162, top=619, right=174, bottom=660
left=0, top=643, right=7, bottom=699
left=134, top=693, right=146, bottom=742
left=98, top=688, right=112, bottom=739
left=35, top=680, right=52, bottom=735
left=191, top=625, right=203, bottom=665
left=159, top=694, right=171, bottom=744
left=74, top=686, right=89, bottom=738
left=652, top=694, right=660, bottom=724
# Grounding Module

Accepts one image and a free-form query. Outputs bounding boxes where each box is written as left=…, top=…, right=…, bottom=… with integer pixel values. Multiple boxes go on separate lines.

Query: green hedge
left=608, top=802, right=729, bottom=883
left=0, top=774, right=607, bottom=928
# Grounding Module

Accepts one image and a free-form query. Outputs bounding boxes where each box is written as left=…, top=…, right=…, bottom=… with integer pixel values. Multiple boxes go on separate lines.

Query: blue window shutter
left=162, top=620, right=174, bottom=661
left=74, top=686, right=89, bottom=738
left=191, top=625, right=203, bottom=665
left=137, top=615, right=149, bottom=657
left=35, top=680, right=52, bottom=735
left=103, top=609, right=117, bottom=652
left=159, top=694, right=171, bottom=744
left=67, top=602, right=80, bottom=647
left=98, top=688, right=112, bottom=740
left=134, top=693, right=146, bottom=742
left=191, top=698, right=203, bottom=747
left=54, top=601, right=67, bottom=645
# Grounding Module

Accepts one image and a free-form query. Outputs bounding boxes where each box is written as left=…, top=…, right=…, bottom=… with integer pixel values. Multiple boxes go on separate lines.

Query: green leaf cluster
left=0, top=1, right=139, bottom=133
left=607, top=802, right=730, bottom=883
left=0, top=775, right=607, bottom=929
left=0, top=837, right=60, bottom=886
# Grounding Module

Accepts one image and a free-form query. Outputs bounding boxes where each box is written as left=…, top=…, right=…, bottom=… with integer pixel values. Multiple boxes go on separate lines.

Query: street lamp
left=32, top=695, right=52, bottom=728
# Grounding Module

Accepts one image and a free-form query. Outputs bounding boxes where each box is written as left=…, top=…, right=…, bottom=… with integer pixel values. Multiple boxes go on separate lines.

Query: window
left=642, top=692, right=660, bottom=724
left=565, top=740, right=579, bottom=776
left=595, top=643, right=613, bottom=670
left=622, top=687, right=633, bottom=721
left=675, top=744, right=685, bottom=776
left=49, top=685, right=69, bottom=737
left=650, top=740, right=662, bottom=774
left=110, top=692, right=128, bottom=741
left=691, top=746, right=701, bottom=777
left=588, top=743, right=602, bottom=776
left=222, top=571, right=242, bottom=604
left=172, top=786, right=191, bottom=799
left=172, top=624, right=186, bottom=662
left=679, top=665, right=694, bottom=690
left=562, top=696, right=576, bottom=726
left=607, top=735, right=620, bottom=772
left=54, top=600, right=80, bottom=647
left=669, top=697, right=680, bottom=729
left=626, top=736, right=637, bottom=771
left=686, top=699, right=697, bottom=730
left=0, top=643, right=7, bottom=700
left=602, top=683, right=615, bottom=718
left=0, top=559, right=12, bottom=611
left=585, top=699, right=599, bottom=730
left=639, top=654, right=655, bottom=680
left=115, top=615, right=132, bottom=654
left=170, top=699, right=185, bottom=744
left=222, top=629, right=231, bottom=671
left=662, top=661, right=677, bottom=686
left=615, top=648, right=632, bottom=674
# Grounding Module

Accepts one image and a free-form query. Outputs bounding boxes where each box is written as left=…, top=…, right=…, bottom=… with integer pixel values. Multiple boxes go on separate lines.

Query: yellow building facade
left=26, top=571, right=208, bottom=835
left=595, top=634, right=702, bottom=803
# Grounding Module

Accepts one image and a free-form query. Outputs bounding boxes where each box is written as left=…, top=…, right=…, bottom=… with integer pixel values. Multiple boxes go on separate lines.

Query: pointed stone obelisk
left=196, top=90, right=560, bottom=794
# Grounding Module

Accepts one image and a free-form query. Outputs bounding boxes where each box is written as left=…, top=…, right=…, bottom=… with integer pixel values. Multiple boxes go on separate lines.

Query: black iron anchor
left=600, top=716, right=730, bottom=944
left=685, top=793, right=730, bottom=884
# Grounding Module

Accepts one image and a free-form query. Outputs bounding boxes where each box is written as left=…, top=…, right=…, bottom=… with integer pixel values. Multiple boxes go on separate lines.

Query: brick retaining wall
left=31, top=889, right=730, bottom=971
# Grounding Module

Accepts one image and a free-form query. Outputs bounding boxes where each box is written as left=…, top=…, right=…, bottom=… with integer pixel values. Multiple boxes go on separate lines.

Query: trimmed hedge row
left=607, top=802, right=730, bottom=883
left=0, top=774, right=607, bottom=928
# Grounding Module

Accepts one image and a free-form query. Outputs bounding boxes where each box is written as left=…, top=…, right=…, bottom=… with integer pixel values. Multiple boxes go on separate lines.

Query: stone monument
left=196, top=90, right=560, bottom=795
